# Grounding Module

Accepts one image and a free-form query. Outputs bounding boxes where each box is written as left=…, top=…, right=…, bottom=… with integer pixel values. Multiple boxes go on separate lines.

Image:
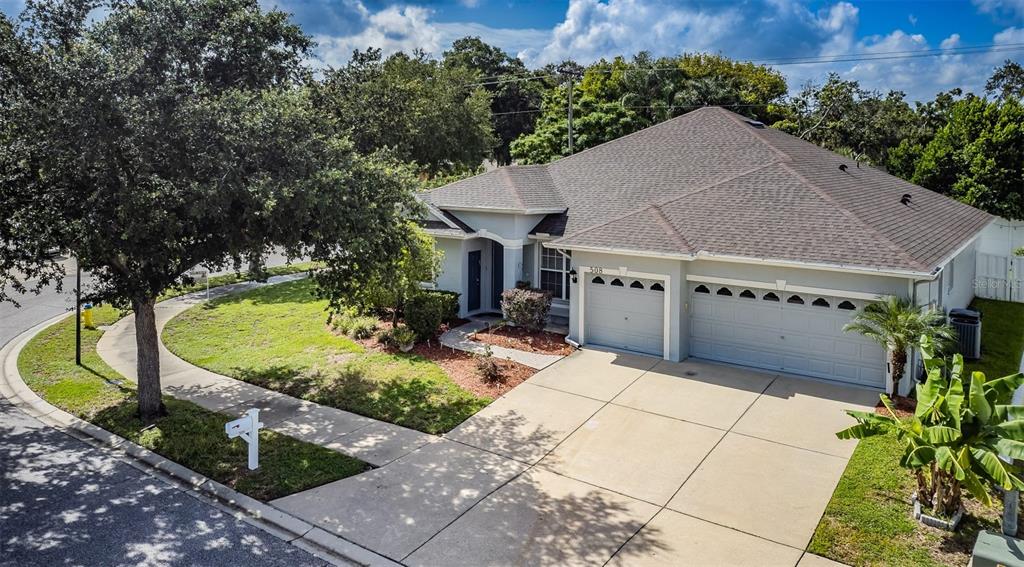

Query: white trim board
left=578, top=265, right=672, bottom=361
left=684, top=274, right=886, bottom=301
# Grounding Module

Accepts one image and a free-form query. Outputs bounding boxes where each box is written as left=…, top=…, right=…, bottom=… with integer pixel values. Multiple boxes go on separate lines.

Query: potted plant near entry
left=843, top=296, right=956, bottom=397
left=837, top=336, right=1024, bottom=530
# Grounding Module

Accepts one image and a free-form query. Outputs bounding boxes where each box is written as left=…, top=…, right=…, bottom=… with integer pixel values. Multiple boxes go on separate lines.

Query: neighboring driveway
left=273, top=348, right=876, bottom=566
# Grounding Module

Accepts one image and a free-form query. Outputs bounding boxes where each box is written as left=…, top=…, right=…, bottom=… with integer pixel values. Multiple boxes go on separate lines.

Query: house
left=419, top=107, right=993, bottom=394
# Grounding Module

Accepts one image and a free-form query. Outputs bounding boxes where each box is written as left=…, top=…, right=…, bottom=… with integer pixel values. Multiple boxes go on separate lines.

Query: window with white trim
left=540, top=248, right=571, bottom=300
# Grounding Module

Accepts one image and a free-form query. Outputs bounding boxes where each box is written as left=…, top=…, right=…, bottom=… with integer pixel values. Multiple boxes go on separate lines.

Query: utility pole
left=557, top=63, right=583, bottom=155
left=75, top=258, right=81, bottom=365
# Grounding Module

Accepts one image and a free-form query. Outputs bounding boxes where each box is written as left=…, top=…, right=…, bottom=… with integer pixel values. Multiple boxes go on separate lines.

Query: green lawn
left=965, top=298, right=1024, bottom=378
left=17, top=304, right=367, bottom=501
left=163, top=278, right=490, bottom=434
left=809, top=297, right=1024, bottom=566
left=158, top=261, right=319, bottom=301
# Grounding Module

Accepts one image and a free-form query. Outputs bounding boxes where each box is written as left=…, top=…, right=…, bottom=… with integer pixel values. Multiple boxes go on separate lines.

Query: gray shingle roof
left=425, top=106, right=993, bottom=274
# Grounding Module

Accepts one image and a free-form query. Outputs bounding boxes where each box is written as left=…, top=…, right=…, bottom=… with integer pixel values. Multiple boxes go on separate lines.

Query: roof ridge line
left=500, top=167, right=528, bottom=209
left=777, top=161, right=930, bottom=272
left=650, top=205, right=693, bottom=252
left=551, top=162, right=777, bottom=247
left=715, top=108, right=793, bottom=163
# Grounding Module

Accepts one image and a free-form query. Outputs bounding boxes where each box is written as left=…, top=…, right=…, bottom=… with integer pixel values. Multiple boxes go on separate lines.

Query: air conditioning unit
left=949, top=308, right=982, bottom=360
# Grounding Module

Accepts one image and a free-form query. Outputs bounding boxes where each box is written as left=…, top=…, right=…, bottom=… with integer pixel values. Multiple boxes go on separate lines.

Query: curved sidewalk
left=94, top=274, right=437, bottom=468
left=440, top=320, right=565, bottom=370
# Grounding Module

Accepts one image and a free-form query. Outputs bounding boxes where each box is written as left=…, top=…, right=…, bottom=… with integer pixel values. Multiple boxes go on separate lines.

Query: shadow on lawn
left=231, top=362, right=487, bottom=434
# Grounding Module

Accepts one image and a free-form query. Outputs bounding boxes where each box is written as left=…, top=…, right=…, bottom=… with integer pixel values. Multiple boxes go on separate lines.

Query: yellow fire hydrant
left=82, top=303, right=94, bottom=329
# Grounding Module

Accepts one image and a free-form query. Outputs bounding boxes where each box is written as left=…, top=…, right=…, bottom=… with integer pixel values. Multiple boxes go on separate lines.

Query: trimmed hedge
left=500, top=288, right=552, bottom=331
left=421, top=289, right=460, bottom=322
left=405, top=292, right=449, bottom=340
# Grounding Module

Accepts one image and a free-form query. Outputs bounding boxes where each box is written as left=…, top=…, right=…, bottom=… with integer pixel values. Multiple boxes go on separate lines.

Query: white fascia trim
left=684, top=274, right=886, bottom=301
left=543, top=242, right=693, bottom=261
left=425, top=229, right=524, bottom=249
left=693, top=251, right=934, bottom=280
left=424, top=230, right=473, bottom=240
left=578, top=265, right=672, bottom=361
left=529, top=234, right=553, bottom=241
left=419, top=200, right=460, bottom=230
left=442, top=205, right=566, bottom=215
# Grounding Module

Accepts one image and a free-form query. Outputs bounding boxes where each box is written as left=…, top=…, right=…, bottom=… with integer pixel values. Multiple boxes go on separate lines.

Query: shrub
left=421, top=289, right=460, bottom=322
left=500, top=288, right=552, bottom=331
left=475, top=345, right=503, bottom=382
left=405, top=292, right=449, bottom=340
left=331, top=308, right=378, bottom=339
left=392, top=325, right=417, bottom=347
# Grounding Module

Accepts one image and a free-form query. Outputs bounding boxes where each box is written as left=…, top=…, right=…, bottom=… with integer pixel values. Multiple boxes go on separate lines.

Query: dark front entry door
left=468, top=250, right=481, bottom=311
left=491, top=243, right=504, bottom=310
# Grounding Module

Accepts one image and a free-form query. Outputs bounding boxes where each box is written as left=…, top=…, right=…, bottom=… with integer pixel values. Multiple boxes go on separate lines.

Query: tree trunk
left=890, top=348, right=908, bottom=397
left=133, top=296, right=165, bottom=422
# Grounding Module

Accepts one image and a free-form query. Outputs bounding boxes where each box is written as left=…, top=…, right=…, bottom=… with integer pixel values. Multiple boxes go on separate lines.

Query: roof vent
left=901, top=193, right=913, bottom=205
left=746, top=120, right=765, bottom=129
left=838, top=164, right=848, bottom=172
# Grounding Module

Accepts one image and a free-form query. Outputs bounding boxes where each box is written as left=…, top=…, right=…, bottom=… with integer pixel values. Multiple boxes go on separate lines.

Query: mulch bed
left=350, top=320, right=535, bottom=399
left=876, top=395, right=917, bottom=418
left=471, top=325, right=573, bottom=356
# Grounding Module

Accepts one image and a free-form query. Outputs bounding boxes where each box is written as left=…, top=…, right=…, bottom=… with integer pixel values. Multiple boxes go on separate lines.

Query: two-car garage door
left=688, top=283, right=886, bottom=389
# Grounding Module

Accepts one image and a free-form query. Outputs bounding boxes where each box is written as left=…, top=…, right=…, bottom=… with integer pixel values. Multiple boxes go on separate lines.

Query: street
left=0, top=258, right=327, bottom=567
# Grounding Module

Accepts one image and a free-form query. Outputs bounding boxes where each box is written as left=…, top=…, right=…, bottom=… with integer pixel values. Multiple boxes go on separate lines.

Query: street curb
left=0, top=311, right=399, bottom=567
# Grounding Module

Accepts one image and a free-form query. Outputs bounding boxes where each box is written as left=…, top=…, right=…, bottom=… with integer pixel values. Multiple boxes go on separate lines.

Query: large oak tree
left=0, top=0, right=417, bottom=420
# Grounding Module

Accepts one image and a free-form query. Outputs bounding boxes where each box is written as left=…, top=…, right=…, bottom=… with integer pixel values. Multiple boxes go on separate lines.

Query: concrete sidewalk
left=94, top=275, right=437, bottom=468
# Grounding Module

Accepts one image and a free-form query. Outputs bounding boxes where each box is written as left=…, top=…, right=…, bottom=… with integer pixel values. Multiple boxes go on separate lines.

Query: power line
left=464, top=42, right=1024, bottom=88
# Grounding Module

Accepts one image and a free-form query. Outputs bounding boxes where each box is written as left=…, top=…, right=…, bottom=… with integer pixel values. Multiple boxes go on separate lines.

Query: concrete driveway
left=274, top=349, right=876, bottom=566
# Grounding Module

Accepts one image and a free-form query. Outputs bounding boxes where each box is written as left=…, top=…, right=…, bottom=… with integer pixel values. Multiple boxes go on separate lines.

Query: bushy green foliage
left=500, top=288, right=552, bottom=332
left=475, top=344, right=503, bottom=382
left=405, top=292, right=448, bottom=340
left=422, top=289, right=461, bottom=322
left=838, top=336, right=1024, bottom=518
left=332, top=308, right=379, bottom=339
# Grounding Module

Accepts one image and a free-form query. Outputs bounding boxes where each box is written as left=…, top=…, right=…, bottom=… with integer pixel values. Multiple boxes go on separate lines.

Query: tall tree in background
left=316, top=48, right=495, bottom=176
left=905, top=95, right=1024, bottom=220
left=986, top=59, right=1024, bottom=100
left=443, top=37, right=543, bottom=165
left=0, top=0, right=417, bottom=421
left=510, top=52, right=786, bottom=164
left=773, top=74, right=920, bottom=166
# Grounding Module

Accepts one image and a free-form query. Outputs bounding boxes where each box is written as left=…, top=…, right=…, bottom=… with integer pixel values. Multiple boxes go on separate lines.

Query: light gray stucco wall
left=687, top=260, right=912, bottom=298
left=522, top=242, right=536, bottom=287
left=434, top=237, right=466, bottom=312
left=447, top=211, right=548, bottom=242
left=939, top=240, right=977, bottom=311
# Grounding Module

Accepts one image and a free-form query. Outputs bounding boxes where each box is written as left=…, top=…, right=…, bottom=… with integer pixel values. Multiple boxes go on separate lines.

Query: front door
left=491, top=243, right=504, bottom=310
left=468, top=250, right=481, bottom=311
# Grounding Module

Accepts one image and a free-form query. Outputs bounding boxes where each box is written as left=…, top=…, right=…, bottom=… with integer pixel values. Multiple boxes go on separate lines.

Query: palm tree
left=843, top=296, right=956, bottom=396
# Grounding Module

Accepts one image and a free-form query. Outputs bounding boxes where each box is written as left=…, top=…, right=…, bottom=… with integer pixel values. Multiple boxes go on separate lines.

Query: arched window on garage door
left=739, top=289, right=756, bottom=299
left=611, top=278, right=624, bottom=287
left=630, top=280, right=645, bottom=289
left=787, top=295, right=805, bottom=305
left=812, top=297, right=831, bottom=308
left=694, top=284, right=710, bottom=293
left=651, top=282, right=664, bottom=292
left=592, top=276, right=605, bottom=284
left=763, top=292, right=780, bottom=302
left=838, top=300, right=857, bottom=310
left=716, top=287, right=733, bottom=296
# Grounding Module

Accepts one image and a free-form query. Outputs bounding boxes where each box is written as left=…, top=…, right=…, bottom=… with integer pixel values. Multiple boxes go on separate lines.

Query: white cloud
left=973, top=0, right=1024, bottom=21
left=313, top=5, right=442, bottom=67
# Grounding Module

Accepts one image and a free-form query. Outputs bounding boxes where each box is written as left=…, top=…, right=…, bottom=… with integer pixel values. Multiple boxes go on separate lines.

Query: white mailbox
left=225, top=408, right=263, bottom=470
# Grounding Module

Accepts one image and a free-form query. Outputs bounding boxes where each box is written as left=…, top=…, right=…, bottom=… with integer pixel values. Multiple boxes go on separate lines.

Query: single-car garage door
left=689, top=283, right=886, bottom=388
left=585, top=274, right=665, bottom=356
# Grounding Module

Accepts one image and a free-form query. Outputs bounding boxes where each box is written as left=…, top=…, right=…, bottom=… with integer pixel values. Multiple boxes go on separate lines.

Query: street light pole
left=557, top=63, right=583, bottom=155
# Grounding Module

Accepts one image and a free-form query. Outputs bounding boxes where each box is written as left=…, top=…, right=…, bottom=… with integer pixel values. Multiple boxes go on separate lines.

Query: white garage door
left=585, top=275, right=665, bottom=357
left=689, top=283, right=885, bottom=388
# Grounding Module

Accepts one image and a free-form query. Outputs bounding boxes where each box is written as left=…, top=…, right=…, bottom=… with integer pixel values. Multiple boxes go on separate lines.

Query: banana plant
left=837, top=336, right=1024, bottom=519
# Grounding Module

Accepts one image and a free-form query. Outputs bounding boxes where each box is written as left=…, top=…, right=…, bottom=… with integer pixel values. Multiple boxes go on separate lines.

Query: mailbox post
left=225, top=408, right=263, bottom=470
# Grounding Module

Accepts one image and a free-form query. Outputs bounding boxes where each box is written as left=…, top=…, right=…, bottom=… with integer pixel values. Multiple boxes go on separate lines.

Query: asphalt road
left=0, top=258, right=328, bottom=567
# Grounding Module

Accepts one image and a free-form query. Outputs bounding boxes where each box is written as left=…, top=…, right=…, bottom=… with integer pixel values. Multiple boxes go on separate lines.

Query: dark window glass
left=763, top=292, right=780, bottom=302
left=651, top=283, right=664, bottom=292
left=739, top=289, right=756, bottom=299
left=787, top=295, right=805, bottom=305
left=592, top=276, right=604, bottom=284
left=838, top=300, right=856, bottom=310
left=540, top=270, right=562, bottom=298
left=716, top=287, right=733, bottom=296
left=694, top=284, right=710, bottom=294
left=630, top=280, right=644, bottom=289
left=812, top=298, right=830, bottom=308
left=611, top=278, right=624, bottom=287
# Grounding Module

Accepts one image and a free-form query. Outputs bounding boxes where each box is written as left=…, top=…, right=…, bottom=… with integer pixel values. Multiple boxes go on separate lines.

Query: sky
left=3, top=0, right=1023, bottom=102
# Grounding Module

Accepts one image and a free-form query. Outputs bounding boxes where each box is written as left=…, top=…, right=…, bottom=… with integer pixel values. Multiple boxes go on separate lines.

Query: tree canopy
left=0, top=0, right=418, bottom=419
left=315, top=47, right=496, bottom=176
